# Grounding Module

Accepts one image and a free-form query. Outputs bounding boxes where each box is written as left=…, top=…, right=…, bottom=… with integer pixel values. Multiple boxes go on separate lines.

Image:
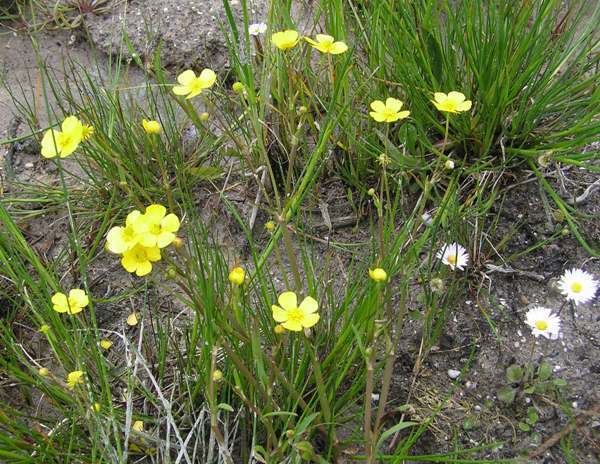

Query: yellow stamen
left=447, top=254, right=457, bottom=265
left=570, top=281, right=582, bottom=293
left=535, top=320, right=548, bottom=331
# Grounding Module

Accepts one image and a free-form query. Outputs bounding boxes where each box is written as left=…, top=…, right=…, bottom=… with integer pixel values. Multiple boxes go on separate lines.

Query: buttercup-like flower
left=437, top=242, right=469, bottom=271
left=121, top=244, right=161, bottom=277
left=248, top=22, right=267, bottom=36
left=173, top=69, right=217, bottom=99
left=106, top=210, right=143, bottom=254
left=41, top=116, right=85, bottom=158
left=132, top=421, right=144, bottom=432
left=126, top=312, right=139, bottom=326
left=142, top=119, right=161, bottom=134
left=305, top=34, right=348, bottom=54
left=100, top=339, right=113, bottom=350
left=229, top=267, right=245, bottom=286
left=369, top=268, right=388, bottom=282
left=272, top=291, right=320, bottom=332
left=133, top=204, right=180, bottom=249
left=369, top=98, right=410, bottom=123
left=52, top=289, right=89, bottom=315
left=271, top=30, right=300, bottom=50
left=66, top=370, right=84, bottom=389
left=265, top=220, right=276, bottom=232
left=432, top=91, right=472, bottom=114
left=525, top=306, right=561, bottom=339
left=558, top=268, right=598, bottom=305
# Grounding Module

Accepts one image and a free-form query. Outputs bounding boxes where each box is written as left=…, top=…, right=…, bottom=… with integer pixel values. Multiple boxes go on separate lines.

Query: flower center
left=287, top=307, right=304, bottom=323
left=570, top=281, right=583, bottom=293
left=535, top=320, right=548, bottom=331
left=447, top=254, right=457, bottom=265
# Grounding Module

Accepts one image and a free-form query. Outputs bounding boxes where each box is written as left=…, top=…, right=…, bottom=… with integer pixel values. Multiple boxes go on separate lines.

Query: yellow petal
left=398, top=110, right=411, bottom=119
left=272, top=305, right=288, bottom=322
left=121, top=253, right=138, bottom=273
left=370, top=100, right=386, bottom=113
left=126, top=312, right=139, bottom=326
left=172, top=85, right=191, bottom=96
left=161, top=213, right=180, bottom=233
left=106, top=227, right=127, bottom=254
left=156, top=231, right=175, bottom=248
left=69, top=289, right=89, bottom=308
left=177, top=70, right=196, bottom=85
left=145, top=204, right=166, bottom=223
left=447, top=91, right=465, bottom=103
left=145, top=246, right=162, bottom=262
left=198, top=68, right=217, bottom=88
left=40, top=130, right=61, bottom=158
left=282, top=319, right=303, bottom=332
left=457, top=100, right=472, bottom=112
left=61, top=116, right=83, bottom=136
left=304, top=37, right=318, bottom=46
left=51, top=292, right=68, bottom=313
left=316, top=34, right=334, bottom=44
left=278, top=291, right=297, bottom=311
left=433, top=92, right=447, bottom=103
left=329, top=41, right=348, bottom=54
left=385, top=98, right=403, bottom=112
left=136, top=261, right=152, bottom=276
left=302, top=313, right=320, bottom=328
left=299, top=296, right=318, bottom=314
left=370, top=111, right=386, bottom=122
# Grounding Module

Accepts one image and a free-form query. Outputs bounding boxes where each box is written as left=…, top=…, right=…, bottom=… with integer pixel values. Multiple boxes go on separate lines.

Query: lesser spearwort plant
left=0, top=0, right=598, bottom=462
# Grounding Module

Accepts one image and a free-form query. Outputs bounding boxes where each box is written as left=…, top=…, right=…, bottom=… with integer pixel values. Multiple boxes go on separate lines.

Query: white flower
left=558, top=268, right=598, bottom=305
left=248, top=22, right=267, bottom=36
left=437, top=242, right=469, bottom=271
left=525, top=306, right=561, bottom=340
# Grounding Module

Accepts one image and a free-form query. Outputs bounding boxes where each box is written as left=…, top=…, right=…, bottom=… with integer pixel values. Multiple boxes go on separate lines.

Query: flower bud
left=228, top=266, right=245, bottom=286
left=444, top=159, right=455, bottom=170
left=369, top=268, right=387, bottom=282
left=232, top=81, right=245, bottom=94
left=199, top=112, right=209, bottom=122
left=212, top=369, right=224, bottom=382
left=38, top=367, right=49, bottom=377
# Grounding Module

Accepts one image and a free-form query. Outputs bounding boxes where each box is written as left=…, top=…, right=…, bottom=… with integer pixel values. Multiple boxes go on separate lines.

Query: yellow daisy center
left=287, top=307, right=305, bottom=323
left=535, top=320, right=548, bottom=331
left=570, top=281, right=583, bottom=293
left=447, top=254, right=457, bottom=265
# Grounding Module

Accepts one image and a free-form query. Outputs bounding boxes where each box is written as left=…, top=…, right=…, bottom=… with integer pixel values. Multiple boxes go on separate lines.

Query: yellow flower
left=369, top=98, right=410, bottom=123
left=41, top=116, right=85, bottom=158
left=271, top=30, right=300, bottom=50
left=212, top=369, right=224, bottom=382
left=132, top=420, right=144, bottom=432
left=265, top=220, right=276, bottom=232
left=121, top=244, right=161, bottom=276
left=172, top=69, right=216, bottom=99
left=432, top=91, right=472, bottom=114
left=142, top=119, right=161, bottom=134
left=100, top=339, right=113, bottom=350
left=39, top=324, right=50, bottom=334
left=126, top=312, right=139, bottom=326
left=369, top=268, right=388, bottom=282
left=228, top=267, right=245, bottom=286
left=38, top=367, right=49, bottom=377
left=133, top=204, right=181, bottom=249
left=305, top=34, right=348, bottom=54
left=271, top=291, right=319, bottom=332
left=106, top=210, right=143, bottom=254
left=82, top=124, right=94, bottom=141
left=66, top=370, right=84, bottom=389
left=91, top=402, right=101, bottom=413
left=51, top=289, right=89, bottom=315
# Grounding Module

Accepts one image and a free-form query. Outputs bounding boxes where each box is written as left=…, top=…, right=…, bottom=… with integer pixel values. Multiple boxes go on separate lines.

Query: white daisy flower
left=248, top=22, right=267, bottom=36
left=436, top=242, right=469, bottom=271
left=525, top=306, right=561, bottom=340
left=558, top=268, right=598, bottom=305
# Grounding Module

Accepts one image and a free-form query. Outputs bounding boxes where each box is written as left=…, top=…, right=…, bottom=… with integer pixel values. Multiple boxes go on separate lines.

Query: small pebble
left=447, top=369, right=461, bottom=379
left=24, top=162, right=34, bottom=169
